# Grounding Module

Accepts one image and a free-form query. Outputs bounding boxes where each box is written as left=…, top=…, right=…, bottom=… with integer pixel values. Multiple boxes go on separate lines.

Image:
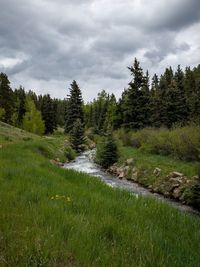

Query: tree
left=96, top=132, right=119, bottom=169
left=0, top=73, right=14, bottom=123
left=122, top=58, right=146, bottom=129
left=23, top=97, right=45, bottom=135
left=65, top=80, right=84, bottom=133
left=13, top=86, right=26, bottom=127
left=0, top=107, right=5, bottom=120
left=41, top=94, right=55, bottom=134
left=70, top=118, right=85, bottom=152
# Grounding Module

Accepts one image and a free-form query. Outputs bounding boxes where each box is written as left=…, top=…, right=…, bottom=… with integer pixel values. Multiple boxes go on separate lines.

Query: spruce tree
left=70, top=118, right=85, bottom=152
left=96, top=132, right=119, bottom=169
left=65, top=80, right=84, bottom=133
left=14, top=86, right=26, bottom=126
left=0, top=73, right=14, bottom=123
left=41, top=94, right=55, bottom=134
left=122, top=58, right=145, bottom=129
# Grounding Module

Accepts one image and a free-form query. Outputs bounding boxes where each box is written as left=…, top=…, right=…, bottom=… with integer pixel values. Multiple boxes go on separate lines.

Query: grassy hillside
left=1, top=123, right=200, bottom=266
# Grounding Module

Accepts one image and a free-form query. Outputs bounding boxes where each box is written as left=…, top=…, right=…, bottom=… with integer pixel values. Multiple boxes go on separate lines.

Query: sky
left=0, top=0, right=200, bottom=102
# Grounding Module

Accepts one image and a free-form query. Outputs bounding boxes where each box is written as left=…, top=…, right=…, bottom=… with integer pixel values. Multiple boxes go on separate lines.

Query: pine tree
left=174, top=65, right=188, bottom=124
left=65, top=80, right=84, bottom=133
left=41, top=94, right=55, bottom=134
left=70, top=118, right=85, bottom=152
left=0, top=73, right=14, bottom=123
left=96, top=132, right=119, bottom=169
left=13, top=86, right=26, bottom=126
left=122, top=58, right=145, bottom=129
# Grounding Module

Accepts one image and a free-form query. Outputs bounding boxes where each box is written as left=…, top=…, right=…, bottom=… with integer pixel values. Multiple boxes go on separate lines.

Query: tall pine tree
left=0, top=73, right=14, bottom=123
left=65, top=80, right=84, bottom=133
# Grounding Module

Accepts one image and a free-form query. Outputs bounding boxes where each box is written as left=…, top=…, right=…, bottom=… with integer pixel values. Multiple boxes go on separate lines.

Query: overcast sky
left=0, top=0, right=200, bottom=101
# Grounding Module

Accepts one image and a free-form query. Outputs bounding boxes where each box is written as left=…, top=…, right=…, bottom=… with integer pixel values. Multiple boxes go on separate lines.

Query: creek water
left=64, top=150, right=199, bottom=216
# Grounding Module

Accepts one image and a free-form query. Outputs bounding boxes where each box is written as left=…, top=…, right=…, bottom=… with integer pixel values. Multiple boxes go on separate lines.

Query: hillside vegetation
left=1, top=123, right=200, bottom=266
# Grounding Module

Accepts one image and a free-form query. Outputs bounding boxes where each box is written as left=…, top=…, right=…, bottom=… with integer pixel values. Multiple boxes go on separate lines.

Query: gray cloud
left=0, top=0, right=200, bottom=101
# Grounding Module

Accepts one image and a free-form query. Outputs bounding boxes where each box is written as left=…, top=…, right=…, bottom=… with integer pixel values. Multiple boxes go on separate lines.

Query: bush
left=115, top=125, right=200, bottom=162
left=64, top=146, right=76, bottom=161
left=96, top=134, right=119, bottom=169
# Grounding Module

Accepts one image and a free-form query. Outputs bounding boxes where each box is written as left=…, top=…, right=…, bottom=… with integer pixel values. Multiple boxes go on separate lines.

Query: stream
left=64, top=150, right=199, bottom=216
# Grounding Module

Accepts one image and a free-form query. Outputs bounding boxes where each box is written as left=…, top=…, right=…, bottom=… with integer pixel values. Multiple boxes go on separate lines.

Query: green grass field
left=1, top=123, right=200, bottom=266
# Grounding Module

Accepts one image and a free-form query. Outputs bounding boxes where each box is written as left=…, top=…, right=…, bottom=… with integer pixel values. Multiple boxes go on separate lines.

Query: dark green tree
left=41, top=94, right=55, bottom=134
left=96, top=132, right=119, bottom=169
left=13, top=86, right=26, bottom=126
left=65, top=80, right=84, bottom=133
left=122, top=58, right=145, bottom=129
left=70, top=118, right=85, bottom=152
left=0, top=73, right=14, bottom=123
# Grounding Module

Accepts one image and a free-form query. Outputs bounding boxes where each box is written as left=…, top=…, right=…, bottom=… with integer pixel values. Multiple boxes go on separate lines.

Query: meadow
left=0, top=123, right=200, bottom=266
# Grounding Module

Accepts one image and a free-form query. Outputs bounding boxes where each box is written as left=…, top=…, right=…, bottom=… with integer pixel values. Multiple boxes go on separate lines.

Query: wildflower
left=67, top=197, right=71, bottom=202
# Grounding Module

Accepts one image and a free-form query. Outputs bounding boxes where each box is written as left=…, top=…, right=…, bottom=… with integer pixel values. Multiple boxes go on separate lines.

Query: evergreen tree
left=174, top=65, right=188, bottom=124
left=96, top=132, right=119, bottom=169
left=0, top=73, right=14, bottom=123
left=122, top=58, right=145, bottom=129
left=65, top=80, right=84, bottom=133
left=41, top=94, right=55, bottom=134
left=70, top=118, right=85, bottom=152
left=13, top=86, right=26, bottom=126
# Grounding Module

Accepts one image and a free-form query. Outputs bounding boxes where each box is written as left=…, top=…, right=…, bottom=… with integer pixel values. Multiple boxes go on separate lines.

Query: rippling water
left=64, top=150, right=199, bottom=215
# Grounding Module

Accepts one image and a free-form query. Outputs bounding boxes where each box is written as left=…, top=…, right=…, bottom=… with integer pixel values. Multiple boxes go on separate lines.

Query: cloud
left=0, top=0, right=200, bottom=101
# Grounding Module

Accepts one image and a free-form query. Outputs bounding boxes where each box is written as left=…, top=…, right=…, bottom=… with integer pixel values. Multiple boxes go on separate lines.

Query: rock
left=89, top=142, right=96, bottom=149
left=164, top=191, right=170, bottom=197
left=172, top=187, right=181, bottom=199
left=170, top=171, right=184, bottom=178
left=126, top=158, right=134, bottom=166
left=131, top=171, right=138, bottom=181
left=124, top=166, right=130, bottom=175
left=153, top=167, right=161, bottom=177
left=118, top=172, right=124, bottom=179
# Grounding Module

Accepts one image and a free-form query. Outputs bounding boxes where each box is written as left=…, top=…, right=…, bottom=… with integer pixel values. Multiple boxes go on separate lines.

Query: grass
left=115, top=125, right=200, bottom=162
left=1, top=123, right=200, bottom=266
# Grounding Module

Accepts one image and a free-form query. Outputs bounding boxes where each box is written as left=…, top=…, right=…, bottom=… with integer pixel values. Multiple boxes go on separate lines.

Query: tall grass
left=0, top=126, right=200, bottom=266
left=116, top=125, right=200, bottom=161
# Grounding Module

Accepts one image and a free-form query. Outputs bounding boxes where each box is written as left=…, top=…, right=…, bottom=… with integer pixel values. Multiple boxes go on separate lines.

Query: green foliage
left=96, top=133, right=119, bottom=168
left=70, top=118, right=85, bottom=152
left=116, top=125, right=200, bottom=162
left=41, top=94, right=55, bottom=134
left=64, top=146, right=76, bottom=161
left=65, top=80, right=84, bottom=133
left=23, top=97, right=45, bottom=135
left=0, top=72, right=14, bottom=123
left=0, top=107, right=5, bottom=120
left=13, top=86, right=26, bottom=127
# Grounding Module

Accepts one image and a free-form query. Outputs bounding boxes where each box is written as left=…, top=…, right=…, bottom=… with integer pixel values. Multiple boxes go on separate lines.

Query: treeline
left=85, top=59, right=200, bottom=133
left=1, top=59, right=200, bottom=136
left=0, top=72, right=67, bottom=134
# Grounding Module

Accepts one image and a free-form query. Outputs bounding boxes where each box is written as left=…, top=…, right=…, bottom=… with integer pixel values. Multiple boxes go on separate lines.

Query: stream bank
left=64, top=150, right=199, bottom=216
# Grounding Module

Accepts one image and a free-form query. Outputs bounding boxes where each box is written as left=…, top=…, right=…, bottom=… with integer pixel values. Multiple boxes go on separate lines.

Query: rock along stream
left=64, top=150, right=199, bottom=216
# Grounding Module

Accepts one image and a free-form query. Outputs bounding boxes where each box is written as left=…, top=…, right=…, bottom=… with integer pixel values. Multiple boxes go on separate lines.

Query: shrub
left=96, top=134, right=119, bottom=169
left=116, top=125, right=200, bottom=162
left=64, top=146, right=76, bottom=161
